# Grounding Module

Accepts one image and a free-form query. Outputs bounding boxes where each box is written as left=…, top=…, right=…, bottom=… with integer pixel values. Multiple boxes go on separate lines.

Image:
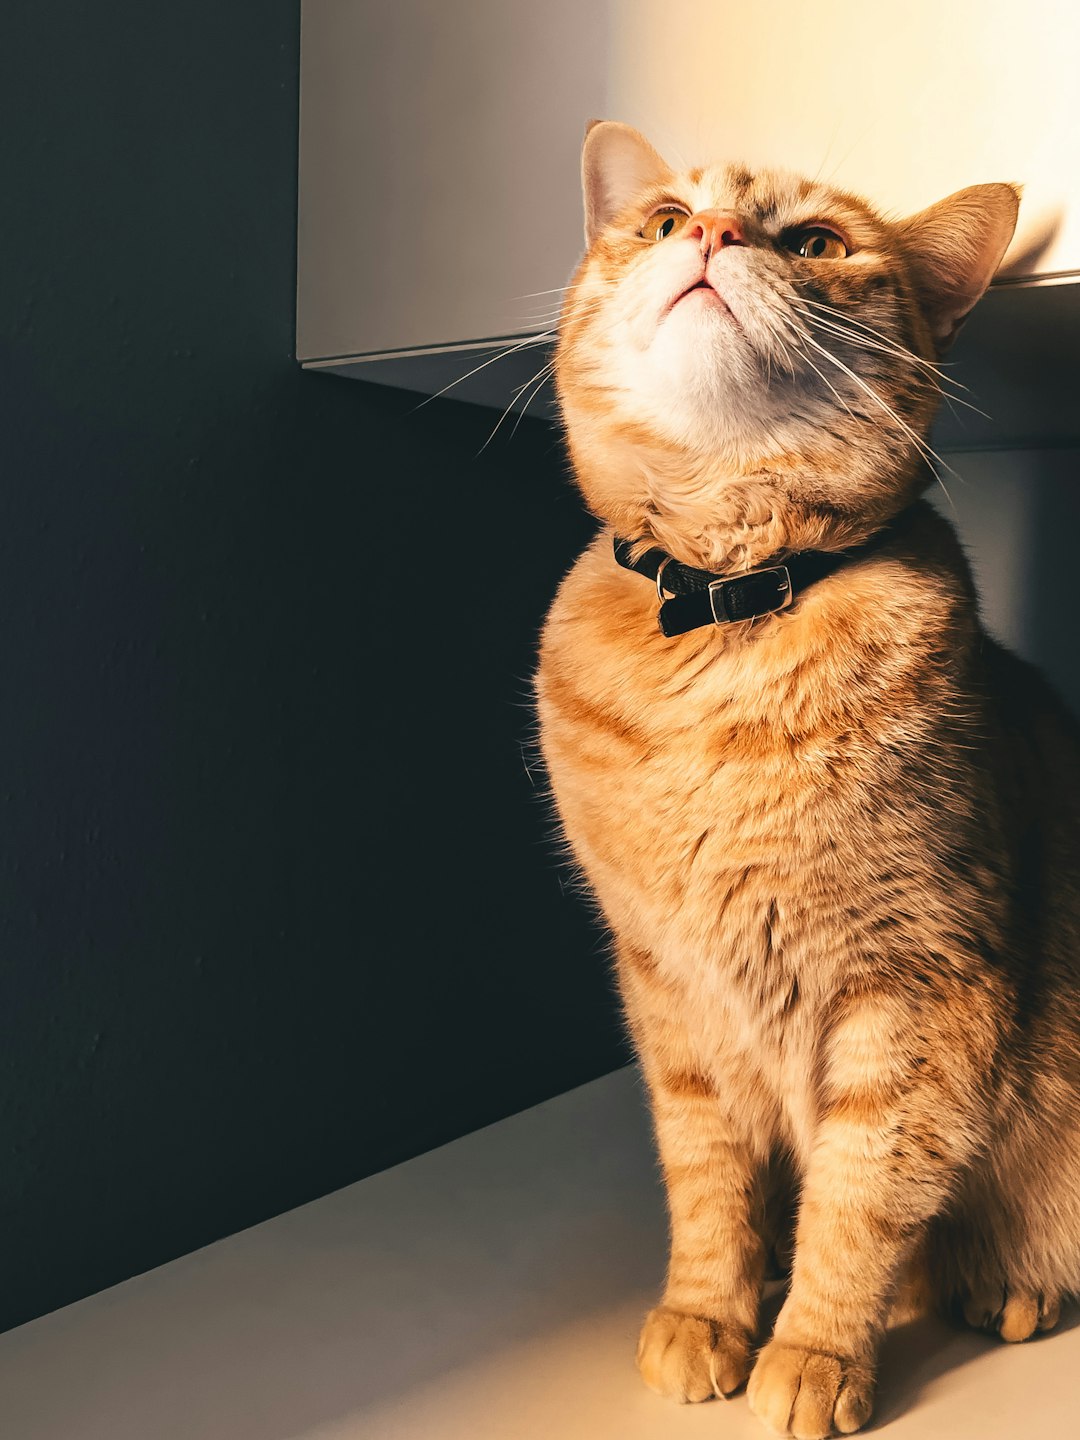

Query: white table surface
left=0, top=1065, right=1076, bottom=1439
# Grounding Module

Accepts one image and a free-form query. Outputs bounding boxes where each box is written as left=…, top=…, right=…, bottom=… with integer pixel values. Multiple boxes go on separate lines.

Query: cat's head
left=555, top=122, right=1019, bottom=571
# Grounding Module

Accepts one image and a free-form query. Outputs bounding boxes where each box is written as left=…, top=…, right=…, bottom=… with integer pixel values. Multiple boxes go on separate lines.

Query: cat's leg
left=747, top=992, right=987, bottom=1439
left=928, top=1170, right=1067, bottom=1343
left=635, top=1074, right=766, bottom=1402
left=618, top=943, right=767, bottom=1403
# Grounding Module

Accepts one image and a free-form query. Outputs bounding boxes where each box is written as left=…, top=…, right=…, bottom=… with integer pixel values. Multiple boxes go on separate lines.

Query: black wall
left=0, top=3, right=624, bottom=1332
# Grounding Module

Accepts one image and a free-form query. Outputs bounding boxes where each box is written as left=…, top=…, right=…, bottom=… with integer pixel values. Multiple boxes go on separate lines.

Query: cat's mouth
left=664, top=278, right=748, bottom=345
left=669, top=278, right=733, bottom=318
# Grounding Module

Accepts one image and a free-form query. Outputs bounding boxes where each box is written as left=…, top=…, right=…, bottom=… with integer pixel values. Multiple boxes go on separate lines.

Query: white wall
left=298, top=0, right=1080, bottom=364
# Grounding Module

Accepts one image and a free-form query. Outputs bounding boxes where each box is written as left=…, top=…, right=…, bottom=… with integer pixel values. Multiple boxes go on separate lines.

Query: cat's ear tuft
left=898, top=183, right=1021, bottom=351
left=582, top=121, right=673, bottom=248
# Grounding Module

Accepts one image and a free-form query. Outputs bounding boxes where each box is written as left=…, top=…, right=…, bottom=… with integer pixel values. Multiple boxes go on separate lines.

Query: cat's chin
left=626, top=371, right=772, bottom=461
left=604, top=306, right=759, bottom=447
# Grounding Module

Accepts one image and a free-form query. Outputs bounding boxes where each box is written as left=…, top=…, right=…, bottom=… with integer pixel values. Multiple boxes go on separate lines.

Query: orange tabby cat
left=535, top=121, right=1080, bottom=1438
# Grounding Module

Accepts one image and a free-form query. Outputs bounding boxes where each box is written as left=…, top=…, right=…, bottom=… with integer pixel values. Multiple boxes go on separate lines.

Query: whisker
left=783, top=332, right=863, bottom=424
left=410, top=330, right=556, bottom=411
left=795, top=302, right=946, bottom=377
left=511, top=278, right=623, bottom=301
left=799, top=331, right=961, bottom=510
left=802, top=330, right=940, bottom=457
left=516, top=289, right=618, bottom=327
left=510, top=356, right=556, bottom=405
left=802, top=353, right=860, bottom=421
left=792, top=307, right=992, bottom=422
left=771, top=312, right=809, bottom=378
left=509, top=363, right=557, bottom=441
left=760, top=316, right=798, bottom=383
left=796, top=317, right=962, bottom=403
left=796, top=298, right=973, bottom=393
left=478, top=357, right=556, bottom=454
left=517, top=297, right=607, bottom=324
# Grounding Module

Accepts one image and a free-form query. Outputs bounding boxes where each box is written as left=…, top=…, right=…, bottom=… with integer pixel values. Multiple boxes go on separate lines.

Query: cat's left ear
left=581, top=120, right=673, bottom=248
left=898, top=184, right=1020, bottom=351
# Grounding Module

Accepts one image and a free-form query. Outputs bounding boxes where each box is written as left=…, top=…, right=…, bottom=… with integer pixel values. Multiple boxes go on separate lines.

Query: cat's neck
left=567, top=417, right=927, bottom=576
left=543, top=501, right=981, bottom=749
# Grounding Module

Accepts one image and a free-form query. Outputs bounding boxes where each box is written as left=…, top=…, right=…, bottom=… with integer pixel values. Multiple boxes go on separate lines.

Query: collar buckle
left=708, top=565, right=793, bottom=624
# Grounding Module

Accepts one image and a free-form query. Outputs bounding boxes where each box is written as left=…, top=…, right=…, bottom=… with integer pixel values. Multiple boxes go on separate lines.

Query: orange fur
left=535, top=123, right=1078, bottom=1439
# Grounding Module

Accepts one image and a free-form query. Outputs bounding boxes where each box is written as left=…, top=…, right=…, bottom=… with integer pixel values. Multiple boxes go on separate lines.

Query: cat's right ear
left=582, top=121, right=673, bottom=248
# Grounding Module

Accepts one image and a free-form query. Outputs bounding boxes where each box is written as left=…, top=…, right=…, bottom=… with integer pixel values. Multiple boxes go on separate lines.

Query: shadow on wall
left=934, top=448, right=1080, bottom=716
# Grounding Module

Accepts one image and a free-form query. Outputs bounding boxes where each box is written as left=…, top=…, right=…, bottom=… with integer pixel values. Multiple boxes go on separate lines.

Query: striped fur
left=534, top=123, right=1080, bottom=1438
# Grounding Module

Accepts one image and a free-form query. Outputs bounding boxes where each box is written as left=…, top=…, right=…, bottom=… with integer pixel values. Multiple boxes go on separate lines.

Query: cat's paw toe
left=962, top=1284, right=1062, bottom=1341
left=635, top=1306, right=751, bottom=1403
left=747, top=1341, right=874, bottom=1438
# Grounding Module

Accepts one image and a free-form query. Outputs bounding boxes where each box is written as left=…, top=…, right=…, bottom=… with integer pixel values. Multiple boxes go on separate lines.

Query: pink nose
left=686, top=210, right=746, bottom=258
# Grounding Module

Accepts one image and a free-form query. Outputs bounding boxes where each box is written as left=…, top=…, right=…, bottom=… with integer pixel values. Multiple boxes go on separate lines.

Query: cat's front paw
left=636, top=1305, right=751, bottom=1403
left=747, top=1341, right=874, bottom=1438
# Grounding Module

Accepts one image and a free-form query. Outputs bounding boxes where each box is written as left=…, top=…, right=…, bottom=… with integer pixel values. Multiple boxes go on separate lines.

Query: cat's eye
left=787, top=226, right=849, bottom=260
left=640, top=207, right=690, bottom=243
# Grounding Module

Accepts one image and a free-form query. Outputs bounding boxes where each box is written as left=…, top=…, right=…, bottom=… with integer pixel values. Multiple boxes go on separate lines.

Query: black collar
left=613, top=524, right=897, bottom=637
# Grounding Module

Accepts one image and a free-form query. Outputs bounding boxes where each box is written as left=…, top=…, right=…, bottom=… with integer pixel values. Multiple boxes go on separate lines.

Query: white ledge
left=1, top=1065, right=1078, bottom=1438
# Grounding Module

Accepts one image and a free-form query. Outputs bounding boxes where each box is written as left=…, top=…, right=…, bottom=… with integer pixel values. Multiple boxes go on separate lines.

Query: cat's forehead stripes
left=649, top=164, right=889, bottom=248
